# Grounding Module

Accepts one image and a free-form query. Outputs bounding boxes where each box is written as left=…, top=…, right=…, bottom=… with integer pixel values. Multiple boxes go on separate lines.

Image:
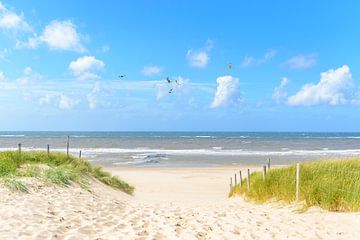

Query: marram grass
left=229, top=158, right=360, bottom=212
left=0, top=151, right=134, bottom=194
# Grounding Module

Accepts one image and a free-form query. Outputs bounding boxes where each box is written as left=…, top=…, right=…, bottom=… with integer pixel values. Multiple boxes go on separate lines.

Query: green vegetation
left=0, top=151, right=134, bottom=194
left=229, top=158, right=360, bottom=212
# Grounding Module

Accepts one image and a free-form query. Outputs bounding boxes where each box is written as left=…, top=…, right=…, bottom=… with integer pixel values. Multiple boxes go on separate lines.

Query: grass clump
left=92, top=166, right=134, bottom=194
left=229, top=158, right=360, bottom=212
left=1, top=177, right=28, bottom=193
left=0, top=151, right=134, bottom=194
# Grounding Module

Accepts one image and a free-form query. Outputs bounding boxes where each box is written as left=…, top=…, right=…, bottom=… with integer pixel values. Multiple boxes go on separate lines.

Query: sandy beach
left=0, top=165, right=359, bottom=239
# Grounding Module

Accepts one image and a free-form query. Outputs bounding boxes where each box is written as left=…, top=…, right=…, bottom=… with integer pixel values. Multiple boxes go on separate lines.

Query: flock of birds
left=117, top=63, right=233, bottom=94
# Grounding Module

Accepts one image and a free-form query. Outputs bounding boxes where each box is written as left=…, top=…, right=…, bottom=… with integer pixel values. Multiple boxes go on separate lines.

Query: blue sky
left=0, top=0, right=360, bottom=131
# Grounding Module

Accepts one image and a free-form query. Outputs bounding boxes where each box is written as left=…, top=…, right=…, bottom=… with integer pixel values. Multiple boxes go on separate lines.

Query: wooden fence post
left=47, top=144, right=50, bottom=157
left=79, top=150, right=82, bottom=159
left=263, top=165, right=267, bottom=180
left=247, top=169, right=251, bottom=192
left=234, top=173, right=237, bottom=185
left=268, top=158, right=271, bottom=169
left=18, top=143, right=21, bottom=155
left=66, top=136, right=70, bottom=157
left=239, top=170, right=243, bottom=188
left=296, top=163, right=300, bottom=201
left=230, top=177, right=233, bottom=191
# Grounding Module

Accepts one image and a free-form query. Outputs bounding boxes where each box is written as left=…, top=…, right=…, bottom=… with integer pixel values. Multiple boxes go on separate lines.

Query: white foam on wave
left=0, top=134, right=25, bottom=137
left=1, top=147, right=360, bottom=157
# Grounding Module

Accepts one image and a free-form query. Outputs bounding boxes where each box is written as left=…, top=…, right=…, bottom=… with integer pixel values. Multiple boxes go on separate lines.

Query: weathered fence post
left=247, top=169, right=251, bottom=192
left=47, top=144, right=50, bottom=157
left=79, top=150, right=82, bottom=159
left=230, top=177, right=233, bottom=191
left=239, top=170, right=243, bottom=188
left=66, top=136, right=70, bottom=157
left=234, top=173, right=237, bottom=185
left=18, top=143, right=21, bottom=155
left=263, top=165, right=267, bottom=180
left=296, top=163, right=300, bottom=201
left=268, top=158, right=271, bottom=169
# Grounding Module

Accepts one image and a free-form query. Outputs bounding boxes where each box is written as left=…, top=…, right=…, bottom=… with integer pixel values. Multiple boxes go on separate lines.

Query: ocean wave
left=0, top=134, right=25, bottom=137
left=1, top=147, right=360, bottom=157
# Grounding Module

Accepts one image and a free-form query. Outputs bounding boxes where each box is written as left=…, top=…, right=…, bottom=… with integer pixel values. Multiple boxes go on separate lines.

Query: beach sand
left=0, top=165, right=359, bottom=239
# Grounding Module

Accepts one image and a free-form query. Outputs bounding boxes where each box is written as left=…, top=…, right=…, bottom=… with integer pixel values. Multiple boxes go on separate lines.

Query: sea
left=1, top=132, right=360, bottom=167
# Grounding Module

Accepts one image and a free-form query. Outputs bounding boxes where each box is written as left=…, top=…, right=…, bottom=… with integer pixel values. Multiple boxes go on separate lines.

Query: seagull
left=166, top=77, right=172, bottom=83
left=175, top=80, right=180, bottom=85
left=118, top=75, right=126, bottom=78
left=168, top=88, right=173, bottom=93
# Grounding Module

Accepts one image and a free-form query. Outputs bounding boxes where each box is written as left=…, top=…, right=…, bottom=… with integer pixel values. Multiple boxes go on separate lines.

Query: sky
left=0, top=0, right=360, bottom=131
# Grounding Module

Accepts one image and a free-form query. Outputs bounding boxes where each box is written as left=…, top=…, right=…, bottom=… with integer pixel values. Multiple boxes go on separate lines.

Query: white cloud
left=272, top=77, right=289, bottom=103
left=287, top=65, right=352, bottom=106
left=142, top=65, right=162, bottom=76
left=69, top=56, right=105, bottom=80
left=186, top=40, right=213, bottom=68
left=0, top=3, right=31, bottom=31
left=21, top=20, right=85, bottom=52
left=284, top=54, right=317, bottom=69
left=58, top=94, right=79, bottom=110
left=211, top=75, right=240, bottom=108
left=240, top=49, right=277, bottom=68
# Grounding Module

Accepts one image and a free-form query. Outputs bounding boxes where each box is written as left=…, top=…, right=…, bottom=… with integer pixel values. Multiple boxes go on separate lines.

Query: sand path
left=0, top=166, right=359, bottom=239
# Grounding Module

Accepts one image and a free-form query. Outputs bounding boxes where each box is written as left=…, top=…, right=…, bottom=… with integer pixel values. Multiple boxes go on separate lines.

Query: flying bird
left=168, top=88, right=173, bottom=93
left=228, top=63, right=232, bottom=70
left=118, top=75, right=126, bottom=78
left=175, top=80, right=180, bottom=85
left=166, top=77, right=172, bottom=83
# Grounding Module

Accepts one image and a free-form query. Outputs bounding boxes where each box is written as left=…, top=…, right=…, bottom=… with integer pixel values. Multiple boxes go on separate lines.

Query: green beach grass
left=229, top=158, right=360, bottom=212
left=0, top=150, right=134, bottom=194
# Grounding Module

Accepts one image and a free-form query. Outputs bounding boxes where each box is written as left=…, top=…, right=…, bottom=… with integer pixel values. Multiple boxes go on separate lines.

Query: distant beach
left=2, top=131, right=360, bottom=167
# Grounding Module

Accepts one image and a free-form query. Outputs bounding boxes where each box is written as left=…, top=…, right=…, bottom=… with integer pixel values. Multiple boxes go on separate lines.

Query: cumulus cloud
left=211, top=75, right=240, bottom=108
left=0, top=2, right=31, bottom=31
left=287, top=65, right=352, bottom=106
left=284, top=54, right=317, bottom=69
left=58, top=94, right=79, bottom=110
left=240, top=49, right=277, bottom=68
left=272, top=77, right=289, bottom=103
left=142, top=65, right=162, bottom=76
left=186, top=40, right=213, bottom=68
left=69, top=56, right=105, bottom=80
left=19, top=20, right=85, bottom=52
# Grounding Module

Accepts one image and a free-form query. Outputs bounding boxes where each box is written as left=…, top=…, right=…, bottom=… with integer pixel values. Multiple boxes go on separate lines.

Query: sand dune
left=0, top=166, right=359, bottom=239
